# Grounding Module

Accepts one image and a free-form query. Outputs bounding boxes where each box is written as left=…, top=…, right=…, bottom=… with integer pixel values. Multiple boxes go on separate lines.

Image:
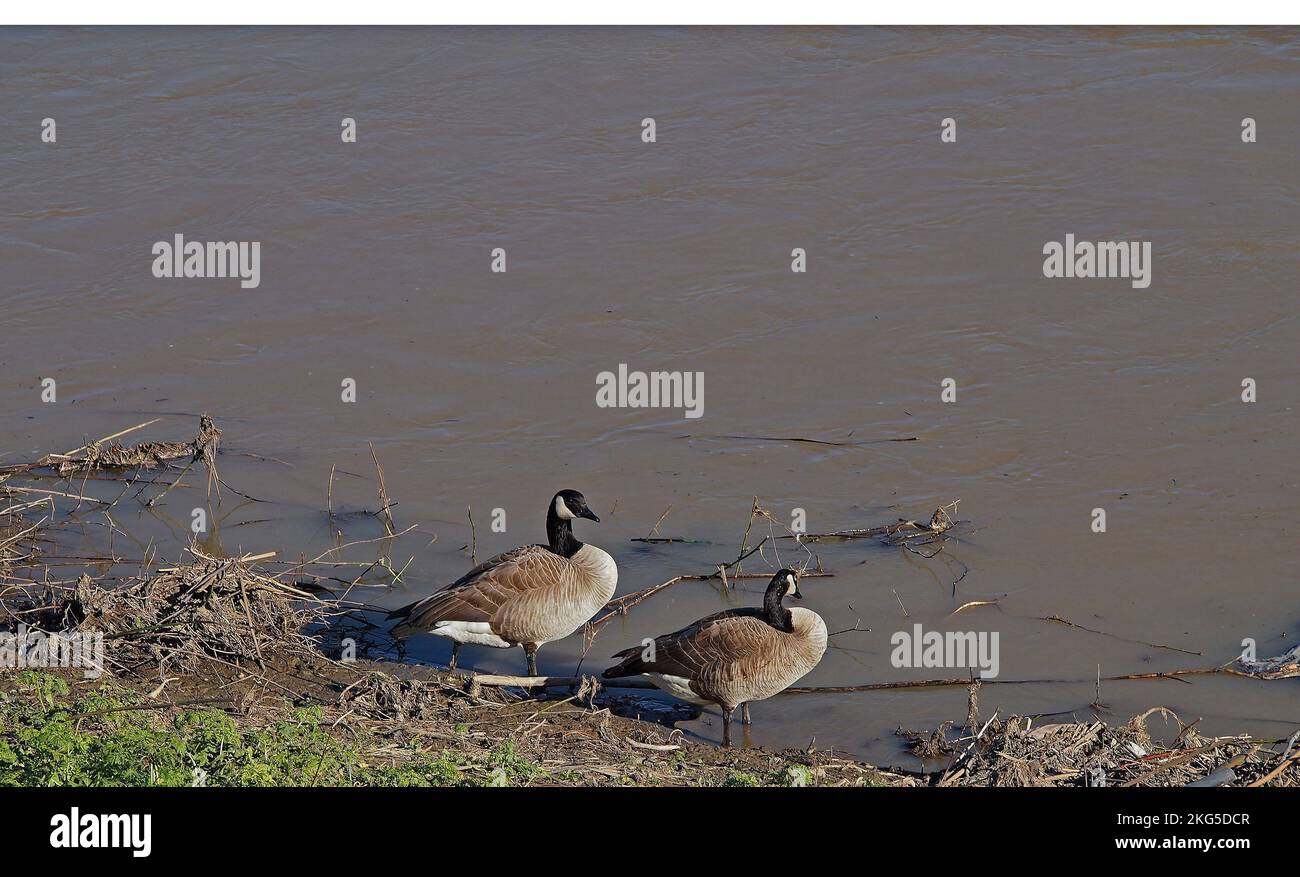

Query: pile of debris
left=3, top=548, right=337, bottom=692
left=0, top=415, right=221, bottom=478
left=902, top=707, right=1298, bottom=787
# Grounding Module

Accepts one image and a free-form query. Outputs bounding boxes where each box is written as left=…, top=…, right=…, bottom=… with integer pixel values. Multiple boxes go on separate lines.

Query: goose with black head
left=602, top=569, right=827, bottom=746
left=388, top=490, right=617, bottom=676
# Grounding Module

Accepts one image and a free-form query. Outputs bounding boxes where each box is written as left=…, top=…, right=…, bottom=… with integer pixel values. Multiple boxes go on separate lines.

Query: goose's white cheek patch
left=554, top=495, right=576, bottom=520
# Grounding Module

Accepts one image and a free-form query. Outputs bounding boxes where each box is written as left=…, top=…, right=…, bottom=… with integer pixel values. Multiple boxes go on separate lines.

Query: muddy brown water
left=1, top=27, right=1297, bottom=764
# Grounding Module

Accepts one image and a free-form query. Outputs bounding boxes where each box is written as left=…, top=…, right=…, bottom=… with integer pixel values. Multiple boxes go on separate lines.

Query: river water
left=1, top=26, right=1296, bottom=763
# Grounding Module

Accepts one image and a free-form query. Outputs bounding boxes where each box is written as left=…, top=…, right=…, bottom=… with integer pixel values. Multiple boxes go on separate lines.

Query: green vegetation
left=0, top=671, right=892, bottom=787
left=0, top=671, right=542, bottom=787
left=1, top=466, right=905, bottom=789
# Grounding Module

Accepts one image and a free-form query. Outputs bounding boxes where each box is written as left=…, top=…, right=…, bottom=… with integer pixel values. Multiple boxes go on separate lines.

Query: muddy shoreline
left=2, top=420, right=1296, bottom=787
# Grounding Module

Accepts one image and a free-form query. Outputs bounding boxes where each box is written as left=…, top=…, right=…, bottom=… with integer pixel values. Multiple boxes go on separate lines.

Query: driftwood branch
left=1040, top=613, right=1202, bottom=656
left=677, top=433, right=917, bottom=448
left=784, top=501, right=960, bottom=544
left=462, top=673, right=655, bottom=690
left=0, top=416, right=219, bottom=478
left=781, top=665, right=1265, bottom=695
left=588, top=561, right=834, bottom=634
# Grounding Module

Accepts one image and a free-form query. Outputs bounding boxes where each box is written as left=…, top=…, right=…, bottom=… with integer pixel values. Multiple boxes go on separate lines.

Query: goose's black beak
left=791, top=590, right=804, bottom=601
left=579, top=507, right=600, bottom=522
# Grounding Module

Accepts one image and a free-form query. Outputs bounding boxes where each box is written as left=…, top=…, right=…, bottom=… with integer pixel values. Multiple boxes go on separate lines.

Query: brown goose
left=602, top=569, right=826, bottom=746
left=388, top=490, right=617, bottom=676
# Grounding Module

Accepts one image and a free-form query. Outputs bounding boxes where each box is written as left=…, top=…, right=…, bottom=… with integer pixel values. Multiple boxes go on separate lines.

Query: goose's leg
left=447, top=642, right=461, bottom=671
left=523, top=642, right=540, bottom=677
left=722, top=707, right=735, bottom=747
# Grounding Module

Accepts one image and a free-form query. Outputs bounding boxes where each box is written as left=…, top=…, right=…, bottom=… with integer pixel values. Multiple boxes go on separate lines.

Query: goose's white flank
left=602, top=569, right=826, bottom=746
left=388, top=489, right=617, bottom=676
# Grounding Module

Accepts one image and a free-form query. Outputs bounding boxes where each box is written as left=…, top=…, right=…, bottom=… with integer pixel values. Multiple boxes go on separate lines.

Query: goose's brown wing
left=443, top=545, right=541, bottom=590
left=604, top=609, right=772, bottom=680
left=388, top=545, right=572, bottom=636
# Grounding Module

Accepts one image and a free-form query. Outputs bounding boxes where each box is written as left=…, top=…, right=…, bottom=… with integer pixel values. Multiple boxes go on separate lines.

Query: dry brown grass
left=1, top=421, right=1296, bottom=787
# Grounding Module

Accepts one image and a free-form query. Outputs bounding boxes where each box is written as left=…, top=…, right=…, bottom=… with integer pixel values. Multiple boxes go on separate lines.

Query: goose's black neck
left=763, top=578, right=794, bottom=633
left=546, top=505, right=583, bottom=559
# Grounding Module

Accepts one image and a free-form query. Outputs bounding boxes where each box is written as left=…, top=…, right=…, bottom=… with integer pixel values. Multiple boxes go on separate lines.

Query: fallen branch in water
left=591, top=576, right=687, bottom=632
left=587, top=556, right=834, bottom=635
left=461, top=673, right=655, bottom=690
left=678, top=433, right=918, bottom=448
left=646, top=504, right=672, bottom=538
left=1039, top=613, right=1202, bottom=656
left=783, top=501, right=960, bottom=545
left=0, top=486, right=111, bottom=506
left=574, top=526, right=831, bottom=673
left=781, top=665, right=1263, bottom=694
left=0, top=416, right=220, bottom=478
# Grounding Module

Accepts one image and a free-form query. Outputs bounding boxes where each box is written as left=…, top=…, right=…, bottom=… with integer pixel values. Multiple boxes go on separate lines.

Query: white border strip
left=3, top=0, right=1298, bottom=26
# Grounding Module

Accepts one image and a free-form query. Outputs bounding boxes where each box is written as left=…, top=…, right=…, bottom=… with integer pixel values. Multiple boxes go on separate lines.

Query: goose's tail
left=601, top=644, right=645, bottom=679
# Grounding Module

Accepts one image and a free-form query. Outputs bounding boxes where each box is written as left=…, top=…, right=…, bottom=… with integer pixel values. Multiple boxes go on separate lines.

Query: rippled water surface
left=2, top=27, right=1297, bottom=762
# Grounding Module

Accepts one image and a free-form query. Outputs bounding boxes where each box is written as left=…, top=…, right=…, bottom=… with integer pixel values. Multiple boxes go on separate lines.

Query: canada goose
left=602, top=569, right=826, bottom=746
left=387, top=490, right=616, bottom=676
